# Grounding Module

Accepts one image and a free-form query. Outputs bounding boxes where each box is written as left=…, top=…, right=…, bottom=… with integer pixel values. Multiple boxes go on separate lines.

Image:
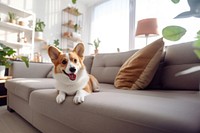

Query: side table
left=0, top=76, right=12, bottom=106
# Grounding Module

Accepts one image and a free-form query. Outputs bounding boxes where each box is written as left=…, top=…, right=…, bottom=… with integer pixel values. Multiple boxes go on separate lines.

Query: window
left=135, top=0, right=200, bottom=49
left=90, top=0, right=130, bottom=53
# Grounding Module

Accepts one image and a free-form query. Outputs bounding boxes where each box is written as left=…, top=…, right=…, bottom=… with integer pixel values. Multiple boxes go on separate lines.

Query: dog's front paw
left=73, top=95, right=85, bottom=104
left=56, top=93, right=66, bottom=104
left=73, top=90, right=89, bottom=104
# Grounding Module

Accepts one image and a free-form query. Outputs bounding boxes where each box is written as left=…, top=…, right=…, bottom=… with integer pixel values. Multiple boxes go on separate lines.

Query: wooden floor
left=0, top=106, right=40, bottom=133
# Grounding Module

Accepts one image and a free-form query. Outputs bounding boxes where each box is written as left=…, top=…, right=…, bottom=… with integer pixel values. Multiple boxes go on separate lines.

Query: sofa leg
left=7, top=106, right=15, bottom=112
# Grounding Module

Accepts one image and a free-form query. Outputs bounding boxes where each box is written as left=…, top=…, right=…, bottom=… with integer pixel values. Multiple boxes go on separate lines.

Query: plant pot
left=10, top=19, right=16, bottom=24
left=0, top=65, right=5, bottom=78
left=35, top=31, right=43, bottom=40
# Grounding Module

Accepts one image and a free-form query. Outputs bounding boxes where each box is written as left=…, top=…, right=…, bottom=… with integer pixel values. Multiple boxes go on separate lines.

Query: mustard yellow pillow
left=114, top=38, right=164, bottom=89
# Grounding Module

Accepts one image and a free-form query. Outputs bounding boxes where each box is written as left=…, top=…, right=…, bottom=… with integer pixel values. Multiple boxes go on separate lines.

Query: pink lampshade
left=135, top=18, right=159, bottom=37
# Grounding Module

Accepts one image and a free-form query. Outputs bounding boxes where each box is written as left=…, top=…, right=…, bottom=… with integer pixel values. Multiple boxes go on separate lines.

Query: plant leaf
left=162, top=26, right=186, bottom=41
left=20, top=56, right=29, bottom=68
left=171, top=0, right=180, bottom=4
left=194, top=49, right=200, bottom=59
left=193, top=38, right=200, bottom=48
left=197, top=30, right=200, bottom=35
left=72, top=0, right=77, bottom=4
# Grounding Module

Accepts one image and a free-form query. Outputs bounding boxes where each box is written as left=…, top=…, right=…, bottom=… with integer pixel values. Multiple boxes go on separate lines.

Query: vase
left=0, top=65, right=5, bottom=78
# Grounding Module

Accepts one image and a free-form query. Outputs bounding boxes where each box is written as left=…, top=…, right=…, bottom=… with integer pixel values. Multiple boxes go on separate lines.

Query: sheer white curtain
left=90, top=0, right=130, bottom=53
left=135, top=0, right=200, bottom=49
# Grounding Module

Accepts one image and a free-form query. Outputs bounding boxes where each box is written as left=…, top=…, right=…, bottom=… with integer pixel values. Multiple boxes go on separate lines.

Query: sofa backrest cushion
left=114, top=38, right=164, bottom=89
left=91, top=50, right=137, bottom=84
left=84, top=55, right=94, bottom=74
left=10, top=61, right=53, bottom=78
left=162, top=41, right=200, bottom=90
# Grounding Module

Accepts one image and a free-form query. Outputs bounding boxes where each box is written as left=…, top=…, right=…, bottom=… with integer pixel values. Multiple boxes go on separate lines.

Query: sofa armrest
left=9, top=61, right=53, bottom=78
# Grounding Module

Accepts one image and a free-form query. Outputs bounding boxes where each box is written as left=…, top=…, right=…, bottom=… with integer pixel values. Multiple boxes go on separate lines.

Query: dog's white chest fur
left=53, top=68, right=89, bottom=95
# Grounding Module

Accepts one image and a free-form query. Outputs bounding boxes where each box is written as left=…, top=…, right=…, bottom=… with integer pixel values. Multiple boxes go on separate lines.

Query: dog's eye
left=74, top=59, right=77, bottom=63
left=62, top=60, right=67, bottom=64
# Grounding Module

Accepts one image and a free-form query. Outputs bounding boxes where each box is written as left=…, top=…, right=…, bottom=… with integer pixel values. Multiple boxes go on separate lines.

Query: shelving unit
left=61, top=6, right=83, bottom=50
left=0, top=2, right=35, bottom=58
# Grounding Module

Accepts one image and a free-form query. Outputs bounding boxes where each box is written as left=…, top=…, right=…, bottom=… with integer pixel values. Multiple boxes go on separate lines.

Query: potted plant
left=8, top=12, right=17, bottom=24
left=35, top=19, right=46, bottom=40
left=0, top=43, right=29, bottom=77
left=88, top=38, right=101, bottom=54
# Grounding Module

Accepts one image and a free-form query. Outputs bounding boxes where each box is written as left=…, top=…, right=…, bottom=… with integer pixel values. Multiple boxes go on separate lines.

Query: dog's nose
left=69, top=67, right=76, bottom=73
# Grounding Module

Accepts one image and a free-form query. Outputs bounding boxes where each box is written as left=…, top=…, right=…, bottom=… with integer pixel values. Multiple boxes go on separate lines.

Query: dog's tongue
left=68, top=74, right=76, bottom=80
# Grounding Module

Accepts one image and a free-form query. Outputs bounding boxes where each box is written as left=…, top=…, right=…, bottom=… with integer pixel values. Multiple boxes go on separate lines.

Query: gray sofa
left=5, top=41, right=200, bottom=133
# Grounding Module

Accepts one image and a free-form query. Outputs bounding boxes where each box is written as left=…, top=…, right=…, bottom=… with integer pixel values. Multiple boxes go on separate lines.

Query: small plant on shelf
left=35, top=19, right=46, bottom=40
left=35, top=19, right=46, bottom=32
left=8, top=12, right=17, bottom=24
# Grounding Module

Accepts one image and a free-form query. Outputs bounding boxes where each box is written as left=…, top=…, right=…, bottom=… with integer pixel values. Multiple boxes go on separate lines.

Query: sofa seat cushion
left=30, top=84, right=200, bottom=133
left=5, top=78, right=56, bottom=101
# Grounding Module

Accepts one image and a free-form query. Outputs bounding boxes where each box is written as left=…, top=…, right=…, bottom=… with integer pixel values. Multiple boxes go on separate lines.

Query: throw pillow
left=114, top=38, right=164, bottom=89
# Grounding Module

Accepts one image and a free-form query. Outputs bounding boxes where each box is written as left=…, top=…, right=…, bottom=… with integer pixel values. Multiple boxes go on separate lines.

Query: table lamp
left=135, top=18, right=159, bottom=45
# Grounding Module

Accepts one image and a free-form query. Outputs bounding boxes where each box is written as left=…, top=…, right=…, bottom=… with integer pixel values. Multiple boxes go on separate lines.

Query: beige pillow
left=114, top=38, right=164, bottom=89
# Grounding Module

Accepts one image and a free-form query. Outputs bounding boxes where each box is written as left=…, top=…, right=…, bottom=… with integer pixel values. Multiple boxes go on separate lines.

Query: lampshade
left=135, top=18, right=159, bottom=37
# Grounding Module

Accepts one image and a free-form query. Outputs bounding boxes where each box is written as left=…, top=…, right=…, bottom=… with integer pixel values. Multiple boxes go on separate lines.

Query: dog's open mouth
left=62, top=70, right=76, bottom=81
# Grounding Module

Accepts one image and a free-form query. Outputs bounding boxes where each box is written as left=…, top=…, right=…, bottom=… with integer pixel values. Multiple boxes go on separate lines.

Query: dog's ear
left=73, top=43, right=84, bottom=57
left=48, top=46, right=61, bottom=64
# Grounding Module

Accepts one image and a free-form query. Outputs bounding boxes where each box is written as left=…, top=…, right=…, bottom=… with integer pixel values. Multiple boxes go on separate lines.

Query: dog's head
left=48, top=43, right=85, bottom=81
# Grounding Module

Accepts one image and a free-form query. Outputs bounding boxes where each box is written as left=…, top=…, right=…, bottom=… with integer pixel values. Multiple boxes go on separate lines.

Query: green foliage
left=74, top=24, right=78, bottom=32
left=171, top=0, right=180, bottom=4
left=20, top=56, right=29, bottom=68
left=162, top=26, right=186, bottom=41
left=162, top=0, right=200, bottom=59
left=53, top=39, right=59, bottom=48
left=88, top=38, right=101, bottom=50
left=193, top=31, right=200, bottom=58
left=0, top=43, right=16, bottom=68
left=72, top=0, right=77, bottom=4
left=8, top=12, right=16, bottom=21
left=52, top=39, right=62, bottom=51
left=35, top=19, right=46, bottom=32
left=0, top=43, right=29, bottom=68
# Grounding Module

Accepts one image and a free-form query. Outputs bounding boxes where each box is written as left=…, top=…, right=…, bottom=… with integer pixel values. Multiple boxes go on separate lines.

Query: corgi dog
left=48, top=43, right=99, bottom=104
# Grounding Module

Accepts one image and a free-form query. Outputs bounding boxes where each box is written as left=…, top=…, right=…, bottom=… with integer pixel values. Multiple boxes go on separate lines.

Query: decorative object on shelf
left=88, top=38, right=101, bottom=54
left=17, top=32, right=27, bottom=43
left=33, top=52, right=42, bottom=62
left=35, top=19, right=46, bottom=40
left=18, top=20, right=25, bottom=26
left=0, top=43, right=29, bottom=77
left=135, top=18, right=159, bottom=45
left=8, top=12, right=17, bottom=24
left=63, top=7, right=82, bottom=16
